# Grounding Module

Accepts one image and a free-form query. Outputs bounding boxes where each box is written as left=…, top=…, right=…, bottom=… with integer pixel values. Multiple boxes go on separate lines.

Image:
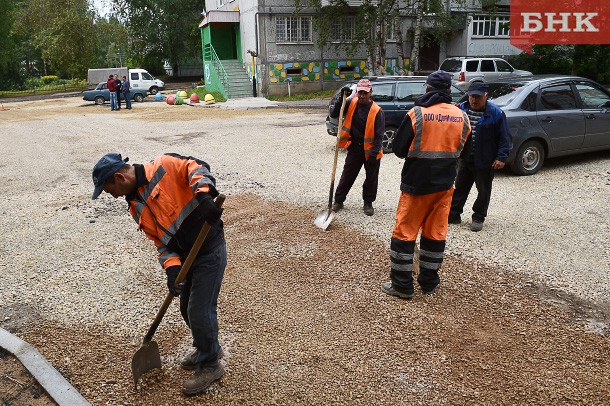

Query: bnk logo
left=510, top=0, right=609, bottom=53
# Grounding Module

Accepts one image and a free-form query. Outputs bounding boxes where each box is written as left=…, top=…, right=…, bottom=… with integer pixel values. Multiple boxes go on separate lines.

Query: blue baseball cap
left=92, top=152, right=129, bottom=199
left=468, top=82, right=488, bottom=96
left=426, top=70, right=452, bottom=90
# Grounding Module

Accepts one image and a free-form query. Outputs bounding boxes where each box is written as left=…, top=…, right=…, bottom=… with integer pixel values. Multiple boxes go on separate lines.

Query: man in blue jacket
left=448, top=82, right=512, bottom=231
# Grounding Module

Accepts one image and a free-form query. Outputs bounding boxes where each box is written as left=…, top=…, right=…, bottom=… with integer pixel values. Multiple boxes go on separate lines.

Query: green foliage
left=507, top=45, right=610, bottom=84
left=114, top=0, right=203, bottom=74
left=13, top=0, right=98, bottom=78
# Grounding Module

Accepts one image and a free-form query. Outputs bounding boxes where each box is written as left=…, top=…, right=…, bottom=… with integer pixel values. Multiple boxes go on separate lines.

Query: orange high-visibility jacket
left=127, top=153, right=219, bottom=270
left=339, top=98, right=383, bottom=160
left=399, top=104, right=471, bottom=195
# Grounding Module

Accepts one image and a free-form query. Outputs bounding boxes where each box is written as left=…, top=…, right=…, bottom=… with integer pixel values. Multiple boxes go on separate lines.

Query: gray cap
left=91, top=152, right=129, bottom=199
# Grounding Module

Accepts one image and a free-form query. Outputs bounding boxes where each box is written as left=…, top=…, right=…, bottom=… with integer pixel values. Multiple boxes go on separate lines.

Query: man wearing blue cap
left=448, top=82, right=512, bottom=231
left=92, top=152, right=226, bottom=395
left=381, top=71, right=471, bottom=300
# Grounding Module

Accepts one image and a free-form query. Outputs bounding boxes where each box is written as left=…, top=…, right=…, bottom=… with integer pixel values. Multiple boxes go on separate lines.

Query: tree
left=112, top=0, right=204, bottom=75
left=13, top=0, right=98, bottom=78
left=0, top=0, right=18, bottom=88
left=295, top=0, right=465, bottom=75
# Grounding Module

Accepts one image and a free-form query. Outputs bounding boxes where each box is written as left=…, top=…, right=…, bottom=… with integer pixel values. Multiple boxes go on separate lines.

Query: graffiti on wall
left=268, top=58, right=411, bottom=83
left=269, top=62, right=322, bottom=83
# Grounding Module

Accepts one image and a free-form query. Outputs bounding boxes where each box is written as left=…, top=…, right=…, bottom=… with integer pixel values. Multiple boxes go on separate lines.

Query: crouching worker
left=92, top=152, right=226, bottom=395
left=381, top=71, right=471, bottom=299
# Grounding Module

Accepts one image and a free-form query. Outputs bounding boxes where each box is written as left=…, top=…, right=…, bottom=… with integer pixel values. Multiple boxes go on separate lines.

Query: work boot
left=363, top=202, right=374, bottom=216
left=181, top=348, right=224, bottom=370
left=381, top=281, right=414, bottom=300
left=331, top=202, right=344, bottom=212
left=182, top=361, right=225, bottom=396
left=470, top=220, right=484, bottom=232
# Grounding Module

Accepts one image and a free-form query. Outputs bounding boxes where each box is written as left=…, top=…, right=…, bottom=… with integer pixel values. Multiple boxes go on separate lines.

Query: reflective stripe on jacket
left=408, top=106, right=470, bottom=159
left=339, top=98, right=383, bottom=160
left=398, top=104, right=471, bottom=195
left=127, top=154, right=218, bottom=269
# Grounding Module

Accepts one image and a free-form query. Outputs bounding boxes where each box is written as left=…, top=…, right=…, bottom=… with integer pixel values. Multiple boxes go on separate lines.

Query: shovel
left=314, top=91, right=348, bottom=230
left=131, top=194, right=226, bottom=387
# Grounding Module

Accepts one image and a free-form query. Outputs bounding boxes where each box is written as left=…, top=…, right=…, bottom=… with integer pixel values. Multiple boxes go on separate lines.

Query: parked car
left=82, top=82, right=148, bottom=105
left=325, top=76, right=465, bottom=153
left=467, top=75, right=610, bottom=175
left=439, top=57, right=532, bottom=91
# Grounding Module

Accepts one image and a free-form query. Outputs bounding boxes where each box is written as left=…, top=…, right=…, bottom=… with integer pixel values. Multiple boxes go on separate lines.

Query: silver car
left=440, top=57, right=532, bottom=91
left=482, top=75, right=610, bottom=175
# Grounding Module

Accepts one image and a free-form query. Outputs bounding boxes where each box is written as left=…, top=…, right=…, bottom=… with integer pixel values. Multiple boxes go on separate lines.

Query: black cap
left=91, top=152, right=129, bottom=199
left=467, top=81, right=488, bottom=96
left=426, top=70, right=452, bottom=90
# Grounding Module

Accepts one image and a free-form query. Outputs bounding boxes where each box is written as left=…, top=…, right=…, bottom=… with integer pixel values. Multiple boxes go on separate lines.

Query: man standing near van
left=381, top=71, right=471, bottom=299
left=448, top=82, right=512, bottom=231
left=107, top=75, right=117, bottom=111
left=329, top=78, right=384, bottom=216
left=121, top=75, right=132, bottom=109
left=114, top=74, right=122, bottom=110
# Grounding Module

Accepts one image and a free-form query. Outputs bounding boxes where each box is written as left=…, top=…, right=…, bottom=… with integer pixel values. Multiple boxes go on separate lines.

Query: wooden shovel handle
left=328, top=92, right=348, bottom=209
left=143, top=194, right=226, bottom=344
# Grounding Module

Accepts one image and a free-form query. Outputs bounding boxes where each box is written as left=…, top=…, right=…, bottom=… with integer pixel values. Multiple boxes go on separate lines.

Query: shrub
left=41, top=75, right=60, bottom=84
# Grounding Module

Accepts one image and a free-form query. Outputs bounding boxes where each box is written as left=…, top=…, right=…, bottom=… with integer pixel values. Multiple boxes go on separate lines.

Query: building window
left=471, top=15, right=510, bottom=38
left=386, top=18, right=395, bottom=41
left=276, top=16, right=312, bottom=43
left=331, top=16, right=356, bottom=42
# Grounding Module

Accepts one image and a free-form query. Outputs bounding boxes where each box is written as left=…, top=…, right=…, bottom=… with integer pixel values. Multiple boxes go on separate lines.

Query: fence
left=0, top=83, right=88, bottom=98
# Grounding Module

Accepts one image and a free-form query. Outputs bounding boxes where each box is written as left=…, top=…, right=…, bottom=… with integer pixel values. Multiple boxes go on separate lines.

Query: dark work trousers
left=116, top=90, right=121, bottom=108
left=450, top=159, right=495, bottom=223
left=334, top=141, right=381, bottom=204
left=179, top=238, right=227, bottom=366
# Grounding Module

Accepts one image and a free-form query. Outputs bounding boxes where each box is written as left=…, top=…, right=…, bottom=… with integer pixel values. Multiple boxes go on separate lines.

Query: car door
left=371, top=82, right=397, bottom=127
left=130, top=71, right=141, bottom=89
left=395, top=81, right=425, bottom=118
left=495, top=59, right=514, bottom=80
left=536, top=83, right=585, bottom=152
left=573, top=81, right=610, bottom=149
left=480, top=59, right=497, bottom=82
left=100, top=83, right=111, bottom=101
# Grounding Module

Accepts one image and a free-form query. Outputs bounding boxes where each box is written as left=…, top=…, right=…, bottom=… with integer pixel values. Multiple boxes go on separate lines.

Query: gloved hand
left=165, top=266, right=185, bottom=296
left=341, top=86, right=352, bottom=97
left=197, top=193, right=224, bottom=224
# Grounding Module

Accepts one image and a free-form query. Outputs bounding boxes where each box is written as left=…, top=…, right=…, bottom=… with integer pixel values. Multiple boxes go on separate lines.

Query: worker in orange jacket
left=329, top=78, right=385, bottom=216
left=92, top=152, right=226, bottom=395
left=381, top=71, right=471, bottom=299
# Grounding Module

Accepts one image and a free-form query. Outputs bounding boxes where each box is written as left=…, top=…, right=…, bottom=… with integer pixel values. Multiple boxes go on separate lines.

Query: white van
left=87, top=67, right=165, bottom=95
left=128, top=68, right=165, bottom=95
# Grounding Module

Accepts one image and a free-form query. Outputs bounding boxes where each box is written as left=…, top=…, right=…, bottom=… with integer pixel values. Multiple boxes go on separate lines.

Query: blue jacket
left=459, top=100, right=512, bottom=169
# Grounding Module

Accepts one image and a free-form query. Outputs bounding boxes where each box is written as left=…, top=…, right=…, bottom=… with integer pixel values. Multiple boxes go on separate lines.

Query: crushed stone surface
left=0, top=97, right=608, bottom=405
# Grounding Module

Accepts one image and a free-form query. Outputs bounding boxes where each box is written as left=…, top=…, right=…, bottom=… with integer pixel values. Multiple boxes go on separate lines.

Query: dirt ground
left=0, top=98, right=609, bottom=405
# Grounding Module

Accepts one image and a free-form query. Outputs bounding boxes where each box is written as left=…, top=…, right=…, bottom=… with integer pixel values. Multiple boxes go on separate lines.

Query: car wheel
left=95, top=96, right=105, bottom=105
left=134, top=93, right=144, bottom=102
left=510, top=140, right=545, bottom=175
left=383, top=127, right=397, bottom=154
left=149, top=87, right=159, bottom=95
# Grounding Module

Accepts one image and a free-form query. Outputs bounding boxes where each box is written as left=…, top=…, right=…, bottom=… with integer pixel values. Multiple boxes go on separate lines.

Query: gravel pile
left=0, top=98, right=608, bottom=404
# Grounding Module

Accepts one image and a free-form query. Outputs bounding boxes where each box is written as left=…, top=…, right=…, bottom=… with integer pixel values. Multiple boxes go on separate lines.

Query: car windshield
left=486, top=82, right=529, bottom=107
left=440, top=59, right=462, bottom=72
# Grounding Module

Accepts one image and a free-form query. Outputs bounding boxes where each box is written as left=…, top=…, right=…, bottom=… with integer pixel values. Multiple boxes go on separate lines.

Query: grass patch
left=188, top=87, right=226, bottom=103
left=0, top=82, right=88, bottom=99
left=267, top=89, right=335, bottom=102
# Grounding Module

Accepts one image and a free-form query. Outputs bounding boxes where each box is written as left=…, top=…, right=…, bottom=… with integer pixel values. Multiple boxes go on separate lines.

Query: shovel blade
left=314, top=208, right=334, bottom=230
left=131, top=341, right=162, bottom=387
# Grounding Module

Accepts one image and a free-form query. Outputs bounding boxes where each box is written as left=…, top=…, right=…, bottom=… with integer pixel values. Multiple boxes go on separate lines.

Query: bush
left=41, top=75, right=60, bottom=84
